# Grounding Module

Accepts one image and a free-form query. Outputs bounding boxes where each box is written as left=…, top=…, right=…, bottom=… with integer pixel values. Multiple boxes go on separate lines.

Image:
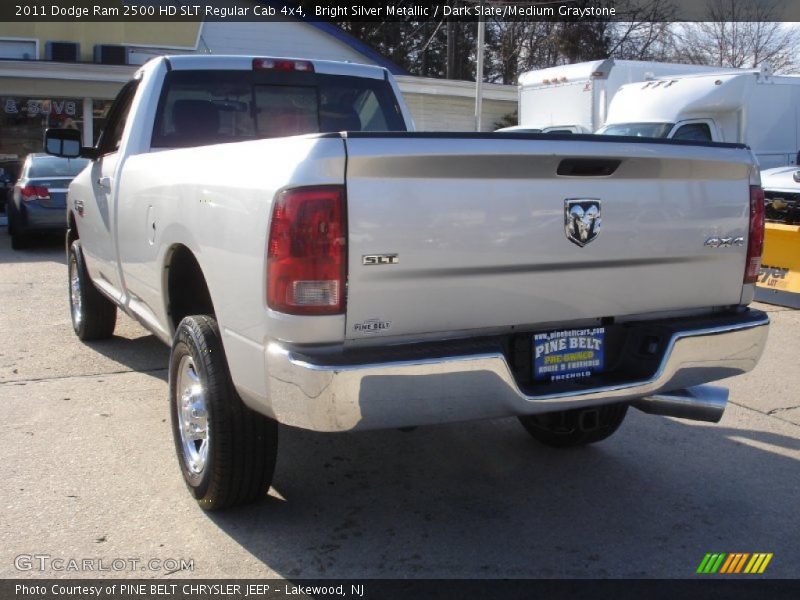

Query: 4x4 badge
left=565, top=199, right=602, bottom=247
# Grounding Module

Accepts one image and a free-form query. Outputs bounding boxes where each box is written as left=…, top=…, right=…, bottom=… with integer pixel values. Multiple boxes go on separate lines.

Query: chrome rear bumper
left=263, top=310, right=769, bottom=432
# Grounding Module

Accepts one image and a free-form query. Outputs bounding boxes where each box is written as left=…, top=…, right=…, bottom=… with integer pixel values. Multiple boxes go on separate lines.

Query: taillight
left=253, top=58, right=314, bottom=73
left=267, top=186, right=346, bottom=315
left=20, top=185, right=50, bottom=202
left=744, top=185, right=765, bottom=284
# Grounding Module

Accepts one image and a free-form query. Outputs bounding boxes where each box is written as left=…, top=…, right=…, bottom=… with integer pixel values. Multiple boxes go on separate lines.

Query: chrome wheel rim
left=69, top=254, right=82, bottom=328
left=176, top=355, right=209, bottom=475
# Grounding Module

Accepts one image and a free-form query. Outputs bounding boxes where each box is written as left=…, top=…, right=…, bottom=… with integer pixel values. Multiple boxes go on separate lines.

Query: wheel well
left=66, top=212, right=78, bottom=248
left=166, top=245, right=215, bottom=333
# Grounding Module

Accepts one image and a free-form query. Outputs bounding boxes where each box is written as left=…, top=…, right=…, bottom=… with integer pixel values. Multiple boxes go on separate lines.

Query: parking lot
left=1, top=222, right=798, bottom=580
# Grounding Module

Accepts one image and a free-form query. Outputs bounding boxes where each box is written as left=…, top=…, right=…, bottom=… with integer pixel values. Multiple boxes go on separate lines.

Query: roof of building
left=304, top=21, right=408, bottom=75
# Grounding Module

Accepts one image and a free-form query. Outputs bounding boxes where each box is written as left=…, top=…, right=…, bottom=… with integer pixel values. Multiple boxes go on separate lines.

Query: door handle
left=97, top=176, right=112, bottom=191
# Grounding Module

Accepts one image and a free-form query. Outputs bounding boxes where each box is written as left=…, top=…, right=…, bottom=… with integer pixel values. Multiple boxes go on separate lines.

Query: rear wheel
left=170, top=315, right=278, bottom=510
left=68, top=240, right=117, bottom=340
left=518, top=403, right=628, bottom=447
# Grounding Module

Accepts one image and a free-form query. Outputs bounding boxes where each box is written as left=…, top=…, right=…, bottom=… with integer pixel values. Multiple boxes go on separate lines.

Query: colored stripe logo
left=697, top=553, right=773, bottom=574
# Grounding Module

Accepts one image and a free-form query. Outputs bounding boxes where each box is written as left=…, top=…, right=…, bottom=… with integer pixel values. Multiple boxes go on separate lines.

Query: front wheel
left=68, top=240, right=117, bottom=340
left=518, top=403, right=628, bottom=447
left=170, top=315, right=278, bottom=510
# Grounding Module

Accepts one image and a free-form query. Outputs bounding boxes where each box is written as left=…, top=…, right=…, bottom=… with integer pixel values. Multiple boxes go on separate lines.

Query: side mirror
left=44, top=128, right=83, bottom=159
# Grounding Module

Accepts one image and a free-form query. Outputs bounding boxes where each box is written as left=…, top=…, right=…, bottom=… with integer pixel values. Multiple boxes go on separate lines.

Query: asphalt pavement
left=1, top=226, right=798, bottom=580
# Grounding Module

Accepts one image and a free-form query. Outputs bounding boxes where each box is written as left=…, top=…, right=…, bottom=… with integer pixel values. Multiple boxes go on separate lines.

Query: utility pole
left=446, top=18, right=456, bottom=79
left=475, top=0, right=485, bottom=131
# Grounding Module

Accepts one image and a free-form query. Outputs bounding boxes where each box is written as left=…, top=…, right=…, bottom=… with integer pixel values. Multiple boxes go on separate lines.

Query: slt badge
left=565, top=199, right=602, bottom=247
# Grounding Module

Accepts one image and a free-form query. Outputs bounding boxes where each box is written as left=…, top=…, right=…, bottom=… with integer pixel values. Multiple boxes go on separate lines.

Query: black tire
left=170, top=315, right=278, bottom=510
left=8, top=206, right=29, bottom=250
left=68, top=240, right=117, bottom=340
left=518, top=403, right=628, bottom=448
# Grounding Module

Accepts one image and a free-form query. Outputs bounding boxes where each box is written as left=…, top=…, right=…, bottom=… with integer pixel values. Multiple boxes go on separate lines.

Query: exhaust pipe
left=632, top=385, right=729, bottom=423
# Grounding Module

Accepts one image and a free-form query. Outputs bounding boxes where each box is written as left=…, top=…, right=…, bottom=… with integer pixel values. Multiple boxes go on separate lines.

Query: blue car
left=8, top=153, right=89, bottom=249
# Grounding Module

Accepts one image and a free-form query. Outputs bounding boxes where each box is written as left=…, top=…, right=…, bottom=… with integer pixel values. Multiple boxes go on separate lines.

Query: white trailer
left=517, top=59, right=725, bottom=132
left=600, top=65, right=800, bottom=169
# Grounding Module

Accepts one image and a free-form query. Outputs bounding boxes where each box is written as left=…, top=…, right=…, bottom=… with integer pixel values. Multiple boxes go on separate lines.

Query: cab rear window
left=151, top=69, right=406, bottom=148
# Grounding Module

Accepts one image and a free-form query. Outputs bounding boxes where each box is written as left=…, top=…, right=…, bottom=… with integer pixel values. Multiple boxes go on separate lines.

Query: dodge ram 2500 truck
left=45, top=55, right=769, bottom=510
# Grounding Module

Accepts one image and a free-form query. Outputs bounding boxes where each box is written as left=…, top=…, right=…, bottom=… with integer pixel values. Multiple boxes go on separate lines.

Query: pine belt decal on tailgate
left=354, top=318, right=392, bottom=334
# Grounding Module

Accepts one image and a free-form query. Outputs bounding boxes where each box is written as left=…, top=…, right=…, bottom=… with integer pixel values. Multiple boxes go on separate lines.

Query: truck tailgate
left=343, top=133, right=754, bottom=340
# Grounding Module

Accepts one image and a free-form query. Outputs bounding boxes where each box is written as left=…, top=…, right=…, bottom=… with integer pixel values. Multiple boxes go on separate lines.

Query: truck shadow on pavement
left=0, top=231, right=66, bottom=265
left=84, top=334, right=170, bottom=379
left=206, top=411, right=799, bottom=578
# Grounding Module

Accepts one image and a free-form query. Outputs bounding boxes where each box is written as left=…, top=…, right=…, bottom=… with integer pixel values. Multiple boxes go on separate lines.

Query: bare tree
left=486, top=21, right=565, bottom=83
left=672, top=0, right=800, bottom=72
left=484, top=0, right=678, bottom=84
left=486, top=21, right=534, bottom=84
left=606, top=0, right=678, bottom=60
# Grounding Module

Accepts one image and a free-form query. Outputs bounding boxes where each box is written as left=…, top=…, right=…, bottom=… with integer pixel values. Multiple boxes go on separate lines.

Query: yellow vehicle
left=757, top=166, right=800, bottom=308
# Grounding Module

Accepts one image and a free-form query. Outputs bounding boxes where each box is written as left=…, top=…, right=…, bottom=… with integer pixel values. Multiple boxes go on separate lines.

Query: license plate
left=533, top=327, right=605, bottom=381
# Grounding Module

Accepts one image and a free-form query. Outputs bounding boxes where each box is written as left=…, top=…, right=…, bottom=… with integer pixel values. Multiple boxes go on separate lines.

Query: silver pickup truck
left=45, top=55, right=769, bottom=510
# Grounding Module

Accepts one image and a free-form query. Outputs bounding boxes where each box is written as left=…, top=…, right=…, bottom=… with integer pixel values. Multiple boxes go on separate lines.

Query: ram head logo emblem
left=564, top=199, right=602, bottom=247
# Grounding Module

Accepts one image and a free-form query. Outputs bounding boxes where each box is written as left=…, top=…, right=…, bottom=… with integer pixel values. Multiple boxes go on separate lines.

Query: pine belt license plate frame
left=533, top=327, right=605, bottom=382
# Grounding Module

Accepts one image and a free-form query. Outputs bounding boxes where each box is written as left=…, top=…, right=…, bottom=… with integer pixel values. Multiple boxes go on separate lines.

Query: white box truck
left=517, top=59, right=725, bottom=132
left=598, top=65, right=800, bottom=169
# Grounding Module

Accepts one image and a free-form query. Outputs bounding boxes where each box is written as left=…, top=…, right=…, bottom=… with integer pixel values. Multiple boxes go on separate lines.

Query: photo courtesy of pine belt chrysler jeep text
left=44, top=55, right=769, bottom=510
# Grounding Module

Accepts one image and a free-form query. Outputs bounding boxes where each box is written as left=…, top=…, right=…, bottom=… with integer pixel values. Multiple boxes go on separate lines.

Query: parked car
left=7, top=153, right=89, bottom=249
left=496, top=125, right=543, bottom=133
left=761, top=166, right=800, bottom=223
left=496, top=125, right=590, bottom=134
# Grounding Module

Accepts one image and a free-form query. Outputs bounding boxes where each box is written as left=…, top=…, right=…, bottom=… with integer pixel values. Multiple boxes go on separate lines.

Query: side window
left=97, top=80, right=139, bottom=155
left=318, top=80, right=406, bottom=133
left=353, top=90, right=388, bottom=131
left=672, top=122, right=712, bottom=142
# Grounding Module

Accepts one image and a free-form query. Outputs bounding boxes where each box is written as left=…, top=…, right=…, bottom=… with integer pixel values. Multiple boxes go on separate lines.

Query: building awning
left=0, top=59, right=135, bottom=98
